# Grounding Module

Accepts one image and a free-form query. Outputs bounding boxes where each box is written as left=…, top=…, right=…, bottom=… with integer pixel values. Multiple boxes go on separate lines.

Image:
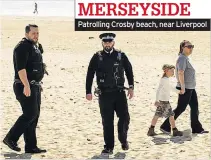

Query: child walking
left=147, top=64, right=183, bottom=137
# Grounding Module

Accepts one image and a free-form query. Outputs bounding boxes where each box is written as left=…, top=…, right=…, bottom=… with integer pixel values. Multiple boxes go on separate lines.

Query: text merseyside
left=78, top=3, right=190, bottom=16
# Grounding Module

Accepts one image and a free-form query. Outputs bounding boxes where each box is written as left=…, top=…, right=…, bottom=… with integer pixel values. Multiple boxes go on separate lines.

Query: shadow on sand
left=2, top=152, right=32, bottom=159
left=151, top=129, right=198, bottom=145
left=91, top=152, right=126, bottom=159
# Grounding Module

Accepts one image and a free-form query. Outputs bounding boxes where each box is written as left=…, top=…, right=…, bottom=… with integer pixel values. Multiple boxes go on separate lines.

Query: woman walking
left=160, top=40, right=209, bottom=134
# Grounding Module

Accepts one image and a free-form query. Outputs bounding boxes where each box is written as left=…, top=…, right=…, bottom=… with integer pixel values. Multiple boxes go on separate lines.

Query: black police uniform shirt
left=13, top=38, right=44, bottom=82
left=86, top=49, right=134, bottom=94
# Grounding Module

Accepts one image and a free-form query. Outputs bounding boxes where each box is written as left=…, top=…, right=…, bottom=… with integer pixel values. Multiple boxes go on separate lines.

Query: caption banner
left=75, top=19, right=210, bottom=31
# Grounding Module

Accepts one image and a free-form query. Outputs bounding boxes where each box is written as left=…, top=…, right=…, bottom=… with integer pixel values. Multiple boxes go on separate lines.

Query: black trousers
left=161, top=88, right=204, bottom=132
left=6, top=82, right=41, bottom=150
left=98, top=90, right=130, bottom=149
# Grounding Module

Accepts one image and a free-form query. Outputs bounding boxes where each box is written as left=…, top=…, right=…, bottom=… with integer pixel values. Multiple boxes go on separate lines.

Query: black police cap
left=99, top=33, right=116, bottom=40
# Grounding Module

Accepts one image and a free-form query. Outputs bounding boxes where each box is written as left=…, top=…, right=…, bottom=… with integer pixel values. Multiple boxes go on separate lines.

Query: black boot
left=192, top=129, right=209, bottom=134
left=3, top=136, right=21, bottom=152
left=101, top=146, right=113, bottom=154
left=25, top=147, right=47, bottom=154
left=121, top=142, right=129, bottom=150
left=172, top=128, right=183, bottom=136
left=147, top=128, right=157, bottom=136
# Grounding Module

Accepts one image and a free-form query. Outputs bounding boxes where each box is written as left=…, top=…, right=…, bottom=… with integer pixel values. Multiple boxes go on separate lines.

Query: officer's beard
left=104, top=45, right=114, bottom=53
left=30, top=39, right=38, bottom=44
left=26, top=36, right=38, bottom=44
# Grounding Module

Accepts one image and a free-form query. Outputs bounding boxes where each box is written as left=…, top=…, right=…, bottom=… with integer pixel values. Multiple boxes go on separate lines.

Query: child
left=147, top=64, right=183, bottom=137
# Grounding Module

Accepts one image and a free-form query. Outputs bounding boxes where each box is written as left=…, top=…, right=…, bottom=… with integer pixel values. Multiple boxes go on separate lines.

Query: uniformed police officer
left=3, top=24, right=47, bottom=154
left=86, top=33, right=134, bottom=154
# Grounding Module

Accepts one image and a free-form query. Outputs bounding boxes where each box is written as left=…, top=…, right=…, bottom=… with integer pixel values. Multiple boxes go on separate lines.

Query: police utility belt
left=94, top=86, right=129, bottom=97
left=14, top=79, right=42, bottom=86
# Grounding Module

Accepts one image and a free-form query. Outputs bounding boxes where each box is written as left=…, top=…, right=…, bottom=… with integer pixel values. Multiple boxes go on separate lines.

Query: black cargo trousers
left=98, top=89, right=130, bottom=149
left=6, top=82, right=41, bottom=150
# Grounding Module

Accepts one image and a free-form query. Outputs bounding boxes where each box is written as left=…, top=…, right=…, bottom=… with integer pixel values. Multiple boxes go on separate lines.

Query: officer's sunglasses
left=102, top=39, right=113, bottom=43
left=184, top=45, right=194, bottom=49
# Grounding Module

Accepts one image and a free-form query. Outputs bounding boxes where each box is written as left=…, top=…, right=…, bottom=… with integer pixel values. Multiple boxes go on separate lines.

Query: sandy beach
left=0, top=16, right=210, bottom=159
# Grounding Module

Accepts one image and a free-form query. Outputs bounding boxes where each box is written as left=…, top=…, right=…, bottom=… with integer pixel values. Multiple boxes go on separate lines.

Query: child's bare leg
left=169, top=116, right=176, bottom=128
left=169, top=116, right=183, bottom=136
left=147, top=116, right=159, bottom=136
left=151, top=116, right=159, bottom=127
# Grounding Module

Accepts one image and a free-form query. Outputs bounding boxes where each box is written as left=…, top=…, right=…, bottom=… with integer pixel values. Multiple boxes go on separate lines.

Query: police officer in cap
left=3, top=24, right=47, bottom=154
left=86, top=33, right=134, bottom=154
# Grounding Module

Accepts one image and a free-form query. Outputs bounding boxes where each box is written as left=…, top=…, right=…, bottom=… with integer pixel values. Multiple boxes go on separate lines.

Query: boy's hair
left=162, top=64, right=175, bottom=70
left=162, top=64, right=175, bottom=77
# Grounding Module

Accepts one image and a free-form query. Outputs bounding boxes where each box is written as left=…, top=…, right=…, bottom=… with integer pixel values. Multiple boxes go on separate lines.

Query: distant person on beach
left=3, top=24, right=47, bottom=154
left=147, top=64, right=183, bottom=137
left=85, top=33, right=134, bottom=154
left=33, top=2, right=38, bottom=14
left=160, top=40, right=209, bottom=134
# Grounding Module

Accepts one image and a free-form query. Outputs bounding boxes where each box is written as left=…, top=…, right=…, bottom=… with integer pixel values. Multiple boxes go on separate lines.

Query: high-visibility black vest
left=96, top=49, right=125, bottom=89
left=14, top=38, right=45, bottom=82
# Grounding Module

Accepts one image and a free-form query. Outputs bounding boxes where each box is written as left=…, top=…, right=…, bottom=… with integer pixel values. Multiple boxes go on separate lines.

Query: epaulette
left=115, top=49, right=122, bottom=53
left=96, top=50, right=103, bottom=56
left=115, top=49, right=123, bottom=61
left=96, top=50, right=103, bottom=61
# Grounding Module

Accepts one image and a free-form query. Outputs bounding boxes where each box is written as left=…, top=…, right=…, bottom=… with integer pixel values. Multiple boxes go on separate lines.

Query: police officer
left=86, top=33, right=134, bottom=154
left=3, top=24, right=47, bottom=154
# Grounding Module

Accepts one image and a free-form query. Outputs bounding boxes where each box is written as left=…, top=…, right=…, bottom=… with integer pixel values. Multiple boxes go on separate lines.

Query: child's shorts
left=155, top=101, right=175, bottom=118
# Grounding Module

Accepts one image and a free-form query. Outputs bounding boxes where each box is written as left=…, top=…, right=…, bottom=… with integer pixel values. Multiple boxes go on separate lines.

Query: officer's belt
left=14, top=79, right=42, bottom=86
left=100, top=86, right=128, bottom=93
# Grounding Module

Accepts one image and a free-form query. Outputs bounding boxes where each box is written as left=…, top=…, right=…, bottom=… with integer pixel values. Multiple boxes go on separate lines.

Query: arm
left=178, top=70, right=185, bottom=89
left=18, top=70, right=30, bottom=88
left=38, top=42, right=44, bottom=54
left=38, top=43, right=49, bottom=75
left=169, top=78, right=180, bottom=93
left=123, top=53, right=134, bottom=89
left=155, top=78, right=165, bottom=101
left=177, top=57, right=187, bottom=89
left=15, top=45, right=30, bottom=87
left=86, top=54, right=97, bottom=94
left=170, top=83, right=180, bottom=93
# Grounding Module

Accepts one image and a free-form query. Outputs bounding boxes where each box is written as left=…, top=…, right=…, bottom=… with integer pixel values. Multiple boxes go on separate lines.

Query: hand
left=154, top=101, right=160, bottom=107
left=23, top=85, right=31, bottom=97
left=40, top=85, right=43, bottom=92
left=127, top=88, right=134, bottom=99
left=86, top=94, right=92, bottom=101
left=179, top=88, right=185, bottom=94
left=43, top=63, right=49, bottom=75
